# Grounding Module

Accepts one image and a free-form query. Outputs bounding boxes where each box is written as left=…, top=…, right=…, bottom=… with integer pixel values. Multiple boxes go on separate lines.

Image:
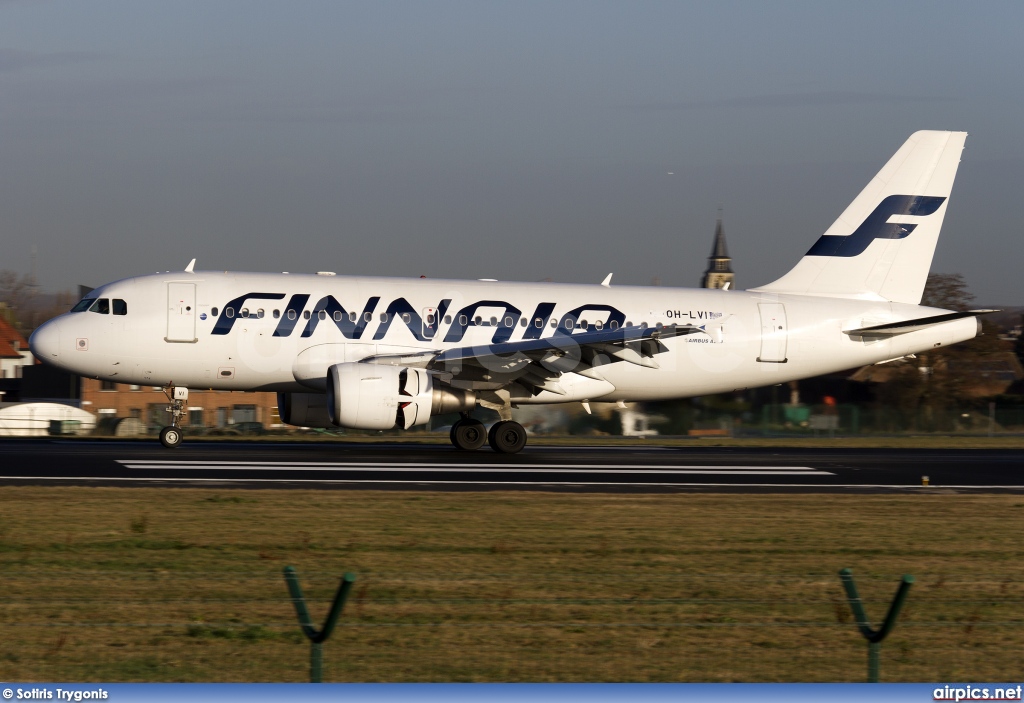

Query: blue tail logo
left=806, top=195, right=946, bottom=257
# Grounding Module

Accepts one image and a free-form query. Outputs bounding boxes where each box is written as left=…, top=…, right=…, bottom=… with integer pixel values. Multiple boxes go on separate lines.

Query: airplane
left=29, top=130, right=993, bottom=453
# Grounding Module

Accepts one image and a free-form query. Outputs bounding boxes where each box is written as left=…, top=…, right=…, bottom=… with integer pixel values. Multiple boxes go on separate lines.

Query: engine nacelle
left=277, top=392, right=333, bottom=428
left=327, top=363, right=471, bottom=430
left=285, top=364, right=478, bottom=431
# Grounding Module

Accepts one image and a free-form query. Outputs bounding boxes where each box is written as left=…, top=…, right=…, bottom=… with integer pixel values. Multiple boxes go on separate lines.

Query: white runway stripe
left=2, top=476, right=1022, bottom=490
left=117, top=460, right=831, bottom=476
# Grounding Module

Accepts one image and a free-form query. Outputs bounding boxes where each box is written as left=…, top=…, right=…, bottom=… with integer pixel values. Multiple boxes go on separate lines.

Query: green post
left=839, top=568, right=914, bottom=682
left=284, top=566, right=356, bottom=683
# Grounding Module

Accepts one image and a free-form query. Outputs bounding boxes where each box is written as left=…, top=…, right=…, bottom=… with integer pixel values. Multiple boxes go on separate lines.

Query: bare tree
left=0, top=270, right=38, bottom=331
left=921, top=272, right=974, bottom=311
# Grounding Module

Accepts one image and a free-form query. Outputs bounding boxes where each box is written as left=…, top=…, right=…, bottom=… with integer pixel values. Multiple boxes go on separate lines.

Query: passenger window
left=287, top=309, right=296, bottom=320
left=211, top=307, right=219, bottom=317
left=595, top=320, right=603, bottom=331
left=550, top=319, right=557, bottom=328
left=113, top=299, right=128, bottom=316
left=609, top=320, right=619, bottom=330
left=256, top=309, right=265, bottom=319
left=520, top=318, right=527, bottom=327
left=490, top=316, right=497, bottom=326
left=226, top=307, right=235, bottom=318
left=444, top=315, right=452, bottom=325
left=364, top=312, right=372, bottom=322
left=240, top=308, right=250, bottom=318
left=318, top=310, right=327, bottom=320
left=535, top=318, right=543, bottom=328
left=564, top=319, right=573, bottom=329
left=474, top=316, right=482, bottom=326
left=349, top=312, right=357, bottom=322
left=273, top=310, right=280, bottom=319
left=504, top=316, right=513, bottom=327
left=89, top=299, right=110, bottom=314
left=334, top=311, right=342, bottom=322
left=580, top=319, right=588, bottom=328
left=459, top=315, right=468, bottom=326
left=640, top=322, right=648, bottom=329
left=401, top=313, right=411, bottom=324
left=425, top=313, right=435, bottom=325
left=380, top=313, right=388, bottom=322
left=303, top=311, right=311, bottom=320
left=71, top=298, right=96, bottom=313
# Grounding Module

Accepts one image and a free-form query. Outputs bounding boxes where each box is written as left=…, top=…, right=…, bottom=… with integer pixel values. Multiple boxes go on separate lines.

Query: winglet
left=184, top=258, right=196, bottom=273
left=601, top=273, right=613, bottom=287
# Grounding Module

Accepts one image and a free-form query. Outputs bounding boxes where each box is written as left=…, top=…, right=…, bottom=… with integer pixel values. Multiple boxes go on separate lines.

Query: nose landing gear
left=159, top=385, right=188, bottom=448
left=159, top=425, right=183, bottom=448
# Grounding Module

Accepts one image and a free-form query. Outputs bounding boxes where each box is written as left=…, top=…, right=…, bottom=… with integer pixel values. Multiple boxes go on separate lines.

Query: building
left=0, top=315, right=34, bottom=381
left=79, top=379, right=282, bottom=432
left=700, top=213, right=735, bottom=289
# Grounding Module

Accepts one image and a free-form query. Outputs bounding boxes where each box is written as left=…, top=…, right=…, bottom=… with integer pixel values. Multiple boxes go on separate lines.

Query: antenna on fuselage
left=184, top=258, right=196, bottom=273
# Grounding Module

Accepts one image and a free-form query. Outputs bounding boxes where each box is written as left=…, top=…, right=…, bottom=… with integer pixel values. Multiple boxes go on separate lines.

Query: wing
left=426, top=323, right=702, bottom=396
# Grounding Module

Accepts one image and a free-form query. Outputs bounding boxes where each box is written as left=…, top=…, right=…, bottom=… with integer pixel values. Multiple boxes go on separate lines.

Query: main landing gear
left=450, top=417, right=486, bottom=451
left=159, top=385, right=188, bottom=449
left=449, top=415, right=528, bottom=454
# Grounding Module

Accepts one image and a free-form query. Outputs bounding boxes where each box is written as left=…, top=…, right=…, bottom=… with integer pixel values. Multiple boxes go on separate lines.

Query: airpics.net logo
left=934, top=685, right=1023, bottom=701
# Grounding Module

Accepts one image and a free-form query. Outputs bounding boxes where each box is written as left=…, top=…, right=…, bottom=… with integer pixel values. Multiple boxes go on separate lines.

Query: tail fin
left=752, top=130, right=967, bottom=304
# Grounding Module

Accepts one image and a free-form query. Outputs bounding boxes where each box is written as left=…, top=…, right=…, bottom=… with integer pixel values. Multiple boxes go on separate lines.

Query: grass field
left=1, top=487, right=1022, bottom=682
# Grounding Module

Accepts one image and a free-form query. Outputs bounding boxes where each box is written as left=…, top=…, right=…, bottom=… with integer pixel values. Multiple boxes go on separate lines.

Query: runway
left=1, top=438, right=1022, bottom=493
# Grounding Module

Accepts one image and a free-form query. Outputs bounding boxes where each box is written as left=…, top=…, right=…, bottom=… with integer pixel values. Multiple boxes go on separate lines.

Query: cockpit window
left=89, top=299, right=110, bottom=315
left=113, top=299, right=127, bottom=316
left=71, top=298, right=96, bottom=313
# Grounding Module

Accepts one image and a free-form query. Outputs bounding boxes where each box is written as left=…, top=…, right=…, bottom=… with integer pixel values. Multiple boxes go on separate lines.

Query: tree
left=0, top=270, right=37, bottom=332
left=921, top=272, right=974, bottom=311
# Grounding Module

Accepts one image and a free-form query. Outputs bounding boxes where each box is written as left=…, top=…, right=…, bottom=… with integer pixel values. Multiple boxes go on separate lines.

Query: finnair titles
left=31, top=131, right=992, bottom=453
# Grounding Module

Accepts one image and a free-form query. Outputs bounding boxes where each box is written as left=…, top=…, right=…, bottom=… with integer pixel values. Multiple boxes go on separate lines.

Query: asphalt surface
left=0, top=438, right=1021, bottom=493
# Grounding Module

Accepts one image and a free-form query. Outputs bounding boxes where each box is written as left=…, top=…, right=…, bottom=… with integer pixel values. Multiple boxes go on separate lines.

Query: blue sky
left=2, top=1, right=1022, bottom=302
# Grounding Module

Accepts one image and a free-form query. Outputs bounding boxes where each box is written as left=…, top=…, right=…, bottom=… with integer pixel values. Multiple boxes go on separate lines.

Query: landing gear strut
left=160, top=385, right=188, bottom=448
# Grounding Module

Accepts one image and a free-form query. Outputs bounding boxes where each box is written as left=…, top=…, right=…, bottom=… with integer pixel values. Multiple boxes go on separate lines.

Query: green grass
left=0, top=487, right=1022, bottom=682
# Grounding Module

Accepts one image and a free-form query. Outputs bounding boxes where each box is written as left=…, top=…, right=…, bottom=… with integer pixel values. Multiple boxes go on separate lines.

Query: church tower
left=701, top=212, right=735, bottom=289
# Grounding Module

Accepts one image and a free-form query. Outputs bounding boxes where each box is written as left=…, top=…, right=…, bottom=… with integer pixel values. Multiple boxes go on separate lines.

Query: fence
left=2, top=570, right=1022, bottom=682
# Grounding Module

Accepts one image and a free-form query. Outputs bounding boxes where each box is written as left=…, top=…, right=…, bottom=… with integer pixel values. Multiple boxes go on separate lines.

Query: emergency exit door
left=757, top=303, right=788, bottom=363
left=166, top=283, right=197, bottom=343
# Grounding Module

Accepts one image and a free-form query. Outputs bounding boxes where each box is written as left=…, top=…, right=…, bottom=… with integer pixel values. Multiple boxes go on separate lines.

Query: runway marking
left=1, top=476, right=1024, bottom=490
left=116, top=460, right=831, bottom=476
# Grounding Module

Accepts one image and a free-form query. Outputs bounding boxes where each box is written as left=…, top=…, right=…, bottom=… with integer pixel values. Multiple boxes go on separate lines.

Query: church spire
left=701, top=210, right=735, bottom=289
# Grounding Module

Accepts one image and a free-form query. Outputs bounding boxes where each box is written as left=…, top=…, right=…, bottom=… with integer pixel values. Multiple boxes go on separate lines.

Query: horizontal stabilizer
left=844, top=309, right=998, bottom=338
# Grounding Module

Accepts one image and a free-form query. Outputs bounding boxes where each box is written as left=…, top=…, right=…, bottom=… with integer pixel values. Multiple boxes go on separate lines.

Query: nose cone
left=30, top=318, right=62, bottom=365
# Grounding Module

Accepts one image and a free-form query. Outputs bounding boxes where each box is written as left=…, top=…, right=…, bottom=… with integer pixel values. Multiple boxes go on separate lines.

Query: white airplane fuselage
left=31, top=270, right=978, bottom=402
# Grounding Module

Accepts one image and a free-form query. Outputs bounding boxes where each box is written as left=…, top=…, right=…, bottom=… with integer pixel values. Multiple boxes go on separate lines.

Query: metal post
left=311, top=642, right=323, bottom=683
left=283, top=566, right=356, bottom=683
left=839, top=568, right=914, bottom=683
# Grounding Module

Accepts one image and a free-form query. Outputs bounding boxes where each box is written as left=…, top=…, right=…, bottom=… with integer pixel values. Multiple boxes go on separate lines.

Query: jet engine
left=323, top=362, right=475, bottom=430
